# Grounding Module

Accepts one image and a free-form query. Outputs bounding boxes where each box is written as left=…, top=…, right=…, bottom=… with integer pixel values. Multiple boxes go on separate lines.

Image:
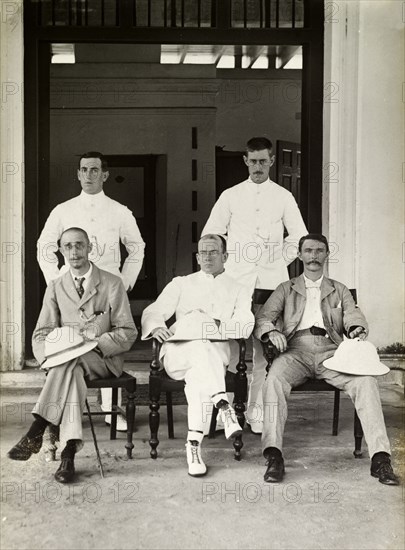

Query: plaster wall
left=324, top=0, right=404, bottom=346
left=0, top=1, right=24, bottom=370
left=355, top=1, right=404, bottom=345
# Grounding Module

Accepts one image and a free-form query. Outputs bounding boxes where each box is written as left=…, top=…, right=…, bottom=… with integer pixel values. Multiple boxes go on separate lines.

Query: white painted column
left=323, top=0, right=360, bottom=287
left=355, top=1, right=404, bottom=345
left=324, top=1, right=404, bottom=346
left=0, top=1, right=25, bottom=370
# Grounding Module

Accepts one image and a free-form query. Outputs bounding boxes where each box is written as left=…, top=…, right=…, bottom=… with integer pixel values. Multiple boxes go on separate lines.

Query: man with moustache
left=8, top=228, right=137, bottom=483
left=255, top=234, right=399, bottom=485
left=202, top=137, right=307, bottom=433
left=37, top=152, right=145, bottom=432
left=141, top=234, right=254, bottom=476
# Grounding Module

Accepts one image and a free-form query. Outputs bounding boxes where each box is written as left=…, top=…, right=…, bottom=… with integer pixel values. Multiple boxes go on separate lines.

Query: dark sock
left=61, top=439, right=79, bottom=460
left=263, top=446, right=282, bottom=460
left=216, top=399, right=229, bottom=410
left=26, top=416, right=49, bottom=439
left=372, top=451, right=390, bottom=463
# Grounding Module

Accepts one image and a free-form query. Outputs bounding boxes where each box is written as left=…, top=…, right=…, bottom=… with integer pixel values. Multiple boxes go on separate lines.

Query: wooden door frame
left=23, top=0, right=324, bottom=356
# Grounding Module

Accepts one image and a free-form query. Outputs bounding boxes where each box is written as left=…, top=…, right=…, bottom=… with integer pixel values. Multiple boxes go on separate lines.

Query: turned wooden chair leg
left=110, top=387, right=118, bottom=440
left=125, top=384, right=136, bottom=459
left=353, top=410, right=363, bottom=458
left=166, top=392, right=174, bottom=439
left=332, top=390, right=340, bottom=436
left=233, top=384, right=246, bottom=461
left=149, top=390, right=161, bottom=459
left=208, top=406, right=219, bottom=439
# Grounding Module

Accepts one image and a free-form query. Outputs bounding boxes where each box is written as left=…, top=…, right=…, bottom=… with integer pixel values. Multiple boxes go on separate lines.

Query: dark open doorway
left=23, top=0, right=324, bottom=361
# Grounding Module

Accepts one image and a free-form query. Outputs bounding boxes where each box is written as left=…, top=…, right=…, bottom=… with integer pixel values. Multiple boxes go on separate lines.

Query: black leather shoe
left=264, top=455, right=285, bottom=483
left=54, top=458, right=75, bottom=484
left=7, top=434, right=43, bottom=461
left=371, top=458, right=399, bottom=486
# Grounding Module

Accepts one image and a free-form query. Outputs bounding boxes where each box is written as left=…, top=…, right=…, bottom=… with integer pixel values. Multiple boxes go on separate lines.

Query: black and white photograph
left=0, top=1, right=404, bottom=549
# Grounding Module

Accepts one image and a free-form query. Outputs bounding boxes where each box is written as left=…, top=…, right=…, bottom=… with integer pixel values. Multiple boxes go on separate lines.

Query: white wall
left=0, top=1, right=24, bottom=370
left=356, top=1, right=404, bottom=345
left=324, top=1, right=404, bottom=346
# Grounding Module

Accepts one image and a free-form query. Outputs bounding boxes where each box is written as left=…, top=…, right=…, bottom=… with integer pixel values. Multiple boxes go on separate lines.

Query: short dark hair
left=298, top=233, right=329, bottom=253
left=200, top=234, right=227, bottom=253
left=60, top=227, right=90, bottom=245
left=246, top=137, right=273, bottom=154
left=78, top=152, right=108, bottom=171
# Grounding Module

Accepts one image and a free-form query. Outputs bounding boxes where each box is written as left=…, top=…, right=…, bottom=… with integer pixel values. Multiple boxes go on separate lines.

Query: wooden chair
left=254, top=289, right=364, bottom=458
left=85, top=372, right=137, bottom=459
left=45, top=372, right=137, bottom=469
left=149, top=338, right=248, bottom=460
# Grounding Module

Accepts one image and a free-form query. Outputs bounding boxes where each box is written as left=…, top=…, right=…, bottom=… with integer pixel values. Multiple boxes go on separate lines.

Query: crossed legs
left=163, top=340, right=242, bottom=475
left=8, top=351, right=113, bottom=483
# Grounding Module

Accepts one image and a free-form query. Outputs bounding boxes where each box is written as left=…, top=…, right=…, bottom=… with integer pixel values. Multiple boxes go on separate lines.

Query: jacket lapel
left=320, top=277, right=336, bottom=301
left=61, top=270, right=81, bottom=304
left=79, top=263, right=100, bottom=307
left=291, top=274, right=307, bottom=298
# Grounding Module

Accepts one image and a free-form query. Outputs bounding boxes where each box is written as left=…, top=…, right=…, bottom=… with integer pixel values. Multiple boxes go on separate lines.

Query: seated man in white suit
left=141, top=234, right=254, bottom=476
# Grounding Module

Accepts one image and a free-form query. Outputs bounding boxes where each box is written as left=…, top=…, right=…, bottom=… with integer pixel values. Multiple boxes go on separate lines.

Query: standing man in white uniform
left=202, top=137, right=307, bottom=433
left=37, top=152, right=145, bottom=431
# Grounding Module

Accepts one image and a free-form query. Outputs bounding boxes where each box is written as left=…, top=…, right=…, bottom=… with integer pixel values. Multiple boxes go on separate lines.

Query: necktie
left=75, top=277, right=85, bottom=299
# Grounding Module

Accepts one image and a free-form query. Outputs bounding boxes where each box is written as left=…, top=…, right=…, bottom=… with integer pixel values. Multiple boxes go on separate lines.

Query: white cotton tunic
left=141, top=270, right=255, bottom=342
left=37, top=190, right=145, bottom=291
left=202, top=178, right=308, bottom=291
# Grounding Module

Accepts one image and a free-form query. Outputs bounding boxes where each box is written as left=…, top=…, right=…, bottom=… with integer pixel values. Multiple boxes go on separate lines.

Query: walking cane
left=85, top=399, right=105, bottom=478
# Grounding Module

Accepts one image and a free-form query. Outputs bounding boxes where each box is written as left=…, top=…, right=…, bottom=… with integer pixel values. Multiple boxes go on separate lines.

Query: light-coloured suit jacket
left=32, top=264, right=137, bottom=376
left=254, top=274, right=368, bottom=346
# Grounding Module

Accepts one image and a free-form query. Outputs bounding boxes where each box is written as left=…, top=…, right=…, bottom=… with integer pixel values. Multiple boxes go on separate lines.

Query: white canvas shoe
left=220, top=406, right=243, bottom=440
left=104, top=415, right=127, bottom=432
left=186, top=441, right=207, bottom=477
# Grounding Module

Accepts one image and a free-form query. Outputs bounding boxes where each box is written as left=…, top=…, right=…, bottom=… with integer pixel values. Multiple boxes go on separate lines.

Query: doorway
left=23, top=0, right=324, bottom=359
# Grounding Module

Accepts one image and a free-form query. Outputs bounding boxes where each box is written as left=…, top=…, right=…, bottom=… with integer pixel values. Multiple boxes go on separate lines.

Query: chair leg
left=332, top=390, right=340, bottom=436
left=166, top=392, right=174, bottom=439
left=125, top=383, right=136, bottom=459
left=233, top=386, right=247, bottom=462
left=149, top=390, right=161, bottom=459
left=110, top=387, right=118, bottom=440
left=209, top=405, right=218, bottom=439
left=353, top=410, right=363, bottom=458
left=85, top=399, right=104, bottom=478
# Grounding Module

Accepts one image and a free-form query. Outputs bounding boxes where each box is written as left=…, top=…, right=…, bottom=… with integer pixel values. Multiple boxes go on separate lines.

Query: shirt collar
left=304, top=274, right=324, bottom=289
left=70, top=262, right=93, bottom=283
left=198, top=269, right=226, bottom=280
left=246, top=177, right=273, bottom=190
left=79, top=190, right=106, bottom=203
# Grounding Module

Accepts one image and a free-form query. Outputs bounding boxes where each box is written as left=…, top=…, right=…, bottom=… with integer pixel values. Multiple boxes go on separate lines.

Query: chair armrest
left=235, top=338, right=246, bottom=372
left=261, top=340, right=279, bottom=372
left=151, top=338, right=163, bottom=374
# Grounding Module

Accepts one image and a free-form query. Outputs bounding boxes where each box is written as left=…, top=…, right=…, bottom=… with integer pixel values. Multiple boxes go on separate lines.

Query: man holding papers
left=141, top=234, right=254, bottom=476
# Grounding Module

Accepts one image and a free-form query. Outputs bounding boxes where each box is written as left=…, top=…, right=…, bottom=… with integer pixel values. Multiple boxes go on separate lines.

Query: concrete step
left=1, top=361, right=403, bottom=393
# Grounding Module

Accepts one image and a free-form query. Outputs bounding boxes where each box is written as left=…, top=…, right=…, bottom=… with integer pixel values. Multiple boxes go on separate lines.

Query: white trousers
left=162, top=340, right=230, bottom=439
